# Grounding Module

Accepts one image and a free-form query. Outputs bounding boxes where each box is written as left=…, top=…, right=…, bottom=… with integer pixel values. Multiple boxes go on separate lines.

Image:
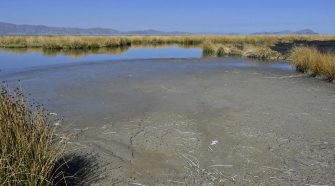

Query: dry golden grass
left=1, top=35, right=334, bottom=49
left=292, top=47, right=335, bottom=81
left=1, top=35, right=334, bottom=61
left=0, top=84, right=65, bottom=185
left=202, top=41, right=218, bottom=56
left=202, top=42, right=284, bottom=60
left=1, top=35, right=335, bottom=77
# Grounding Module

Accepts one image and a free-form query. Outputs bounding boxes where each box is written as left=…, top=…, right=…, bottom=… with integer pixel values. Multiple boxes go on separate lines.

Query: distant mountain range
left=252, top=29, right=318, bottom=35
left=0, top=22, right=189, bottom=36
left=0, top=22, right=319, bottom=36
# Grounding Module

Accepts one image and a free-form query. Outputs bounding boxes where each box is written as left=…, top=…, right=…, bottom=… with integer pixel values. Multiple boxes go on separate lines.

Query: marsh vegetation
left=0, top=84, right=99, bottom=185
left=292, top=47, right=335, bottom=81
left=0, top=35, right=334, bottom=50
left=0, top=84, right=64, bottom=185
left=0, top=35, right=334, bottom=80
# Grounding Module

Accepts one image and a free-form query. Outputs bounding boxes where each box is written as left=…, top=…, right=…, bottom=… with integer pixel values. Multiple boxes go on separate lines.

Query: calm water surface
left=0, top=46, right=202, bottom=73
left=0, top=45, right=294, bottom=75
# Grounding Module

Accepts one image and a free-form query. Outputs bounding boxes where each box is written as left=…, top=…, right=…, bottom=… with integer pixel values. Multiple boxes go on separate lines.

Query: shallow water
left=3, top=47, right=332, bottom=185
left=0, top=46, right=202, bottom=73
left=0, top=45, right=295, bottom=76
left=1, top=57, right=333, bottom=185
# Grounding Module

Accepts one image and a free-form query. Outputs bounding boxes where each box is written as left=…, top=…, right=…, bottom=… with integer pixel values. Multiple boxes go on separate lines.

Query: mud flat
left=1, top=58, right=334, bottom=185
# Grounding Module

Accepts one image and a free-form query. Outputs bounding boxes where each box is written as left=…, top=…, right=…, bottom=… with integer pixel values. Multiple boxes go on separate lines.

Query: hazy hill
left=0, top=22, right=189, bottom=36
left=252, top=29, right=318, bottom=35
left=0, top=22, right=319, bottom=36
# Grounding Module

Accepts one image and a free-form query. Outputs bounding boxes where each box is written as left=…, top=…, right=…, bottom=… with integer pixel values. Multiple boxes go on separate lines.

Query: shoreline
left=1, top=35, right=334, bottom=82
left=2, top=57, right=334, bottom=184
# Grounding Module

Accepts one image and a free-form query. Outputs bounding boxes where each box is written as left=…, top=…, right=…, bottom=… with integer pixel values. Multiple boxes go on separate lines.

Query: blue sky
left=0, top=0, right=334, bottom=34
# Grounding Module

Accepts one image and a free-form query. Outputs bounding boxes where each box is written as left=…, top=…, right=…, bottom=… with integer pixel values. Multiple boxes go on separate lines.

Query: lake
left=2, top=45, right=333, bottom=185
left=0, top=45, right=202, bottom=74
left=0, top=45, right=294, bottom=76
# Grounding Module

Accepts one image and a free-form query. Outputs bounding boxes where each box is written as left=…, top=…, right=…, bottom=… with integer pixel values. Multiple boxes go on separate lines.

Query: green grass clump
left=0, top=84, right=65, bottom=185
left=291, top=47, right=335, bottom=81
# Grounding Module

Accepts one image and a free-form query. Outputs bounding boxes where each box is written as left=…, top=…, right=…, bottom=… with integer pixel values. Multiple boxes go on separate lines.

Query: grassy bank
left=1, top=35, right=334, bottom=60
left=292, top=47, right=335, bottom=81
left=0, top=85, right=65, bottom=185
left=1, top=35, right=334, bottom=49
left=202, top=42, right=285, bottom=60
left=1, top=35, right=335, bottom=81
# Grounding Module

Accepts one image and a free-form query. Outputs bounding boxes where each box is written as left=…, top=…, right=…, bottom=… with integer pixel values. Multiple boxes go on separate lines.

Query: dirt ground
left=1, top=58, right=334, bottom=185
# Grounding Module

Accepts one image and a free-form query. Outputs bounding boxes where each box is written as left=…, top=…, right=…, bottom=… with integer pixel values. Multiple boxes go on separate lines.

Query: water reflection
left=0, top=44, right=202, bottom=57
left=0, top=46, right=130, bottom=57
left=0, top=45, right=203, bottom=73
left=0, top=44, right=294, bottom=75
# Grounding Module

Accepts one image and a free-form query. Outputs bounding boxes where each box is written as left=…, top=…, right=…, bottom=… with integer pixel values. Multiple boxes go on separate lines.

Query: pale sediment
left=2, top=58, right=334, bottom=185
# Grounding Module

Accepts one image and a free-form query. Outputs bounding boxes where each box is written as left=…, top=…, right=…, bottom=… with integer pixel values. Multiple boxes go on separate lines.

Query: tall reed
left=0, top=84, right=65, bottom=185
left=1, top=35, right=334, bottom=49
left=291, top=47, right=335, bottom=81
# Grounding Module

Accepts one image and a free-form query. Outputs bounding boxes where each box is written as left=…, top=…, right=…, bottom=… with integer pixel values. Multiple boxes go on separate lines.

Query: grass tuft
left=0, top=84, right=65, bottom=185
left=202, top=42, right=218, bottom=57
left=291, top=47, right=335, bottom=81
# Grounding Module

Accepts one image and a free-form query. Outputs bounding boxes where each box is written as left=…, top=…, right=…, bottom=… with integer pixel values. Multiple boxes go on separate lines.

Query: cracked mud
left=1, top=58, right=334, bottom=185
